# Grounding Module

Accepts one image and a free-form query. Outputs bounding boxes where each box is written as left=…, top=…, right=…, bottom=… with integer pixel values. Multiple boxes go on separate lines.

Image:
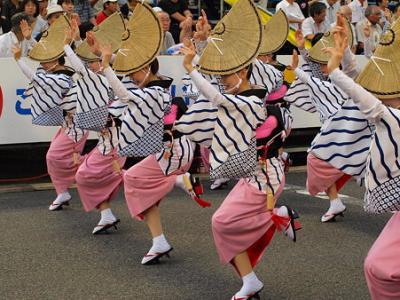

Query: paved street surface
left=0, top=170, right=389, bottom=299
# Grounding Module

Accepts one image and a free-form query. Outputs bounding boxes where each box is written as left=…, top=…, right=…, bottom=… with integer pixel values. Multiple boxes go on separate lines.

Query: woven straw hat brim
left=259, top=9, right=289, bottom=55
left=76, top=12, right=126, bottom=62
left=112, top=3, right=163, bottom=75
left=197, top=0, right=263, bottom=75
left=356, top=20, right=400, bottom=99
left=308, top=19, right=354, bottom=64
left=29, top=14, right=70, bottom=62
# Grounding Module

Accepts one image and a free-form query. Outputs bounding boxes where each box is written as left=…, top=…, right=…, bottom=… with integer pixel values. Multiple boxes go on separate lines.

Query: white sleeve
left=294, top=67, right=310, bottom=83
left=103, top=66, right=131, bottom=103
left=329, top=68, right=385, bottom=123
left=341, top=47, right=360, bottom=79
left=64, top=44, right=88, bottom=76
left=17, top=58, right=35, bottom=80
left=189, top=69, right=225, bottom=106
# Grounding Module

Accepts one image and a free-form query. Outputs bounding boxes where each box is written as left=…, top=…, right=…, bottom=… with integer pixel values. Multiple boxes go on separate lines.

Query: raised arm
left=325, top=25, right=384, bottom=123
left=181, top=42, right=224, bottom=106
left=12, top=45, right=35, bottom=80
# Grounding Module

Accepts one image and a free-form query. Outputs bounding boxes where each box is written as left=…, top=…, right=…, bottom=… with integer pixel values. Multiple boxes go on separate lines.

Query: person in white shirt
left=275, top=0, right=305, bottom=29
left=0, top=12, right=36, bottom=57
left=332, top=5, right=358, bottom=52
left=302, top=1, right=329, bottom=40
left=348, top=0, right=368, bottom=24
left=356, top=5, right=382, bottom=54
left=322, top=0, right=340, bottom=25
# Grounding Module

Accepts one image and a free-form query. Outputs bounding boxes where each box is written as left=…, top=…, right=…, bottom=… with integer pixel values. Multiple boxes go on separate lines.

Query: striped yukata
left=103, top=66, right=195, bottom=219
left=103, top=67, right=172, bottom=158
left=63, top=45, right=112, bottom=132
left=330, top=68, right=400, bottom=300
left=189, top=69, right=292, bottom=268
left=18, top=61, right=73, bottom=126
left=16, top=59, right=89, bottom=194
left=291, top=67, right=373, bottom=193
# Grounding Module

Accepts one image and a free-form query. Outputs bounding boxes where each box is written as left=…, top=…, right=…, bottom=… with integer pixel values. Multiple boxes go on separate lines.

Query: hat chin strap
left=225, top=73, right=242, bottom=94
left=46, top=62, right=59, bottom=73
left=137, top=68, right=151, bottom=88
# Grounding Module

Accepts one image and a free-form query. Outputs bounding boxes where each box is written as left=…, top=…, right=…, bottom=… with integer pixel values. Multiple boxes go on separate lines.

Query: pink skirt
left=364, top=212, right=400, bottom=300
left=46, top=128, right=88, bottom=194
left=200, top=146, right=211, bottom=173
left=306, top=152, right=351, bottom=196
left=212, top=179, right=287, bottom=267
left=75, top=148, right=126, bottom=212
left=124, top=155, right=191, bottom=220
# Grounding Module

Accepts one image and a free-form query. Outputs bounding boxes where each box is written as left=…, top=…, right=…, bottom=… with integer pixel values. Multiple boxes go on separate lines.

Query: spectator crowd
left=1, top=0, right=400, bottom=57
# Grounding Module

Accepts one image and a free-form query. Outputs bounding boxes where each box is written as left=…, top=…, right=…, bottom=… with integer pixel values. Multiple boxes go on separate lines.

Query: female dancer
left=12, top=15, right=88, bottom=211
left=63, top=16, right=126, bottom=234
left=100, top=2, right=206, bottom=265
left=325, top=18, right=400, bottom=299
left=180, top=1, right=300, bottom=298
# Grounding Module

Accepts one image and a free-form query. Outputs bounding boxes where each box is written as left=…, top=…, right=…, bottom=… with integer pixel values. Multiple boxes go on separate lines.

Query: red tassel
left=293, top=220, right=302, bottom=231
left=194, top=184, right=204, bottom=195
left=193, top=196, right=211, bottom=208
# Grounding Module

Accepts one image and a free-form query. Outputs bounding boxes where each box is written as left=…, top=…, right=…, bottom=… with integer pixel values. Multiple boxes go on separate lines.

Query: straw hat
left=29, top=14, right=70, bottom=62
left=356, top=20, right=400, bottom=99
left=112, top=2, right=163, bottom=75
left=308, top=19, right=354, bottom=64
left=197, top=0, right=263, bottom=75
left=76, top=12, right=126, bottom=62
left=259, top=9, right=289, bottom=55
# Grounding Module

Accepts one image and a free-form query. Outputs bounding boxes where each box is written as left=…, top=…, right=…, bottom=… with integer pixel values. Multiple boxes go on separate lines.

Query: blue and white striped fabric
left=118, top=85, right=171, bottom=157
left=155, top=136, right=195, bottom=176
left=108, top=99, right=127, bottom=120
left=284, top=65, right=316, bottom=113
left=280, top=106, right=293, bottom=134
left=247, top=157, right=285, bottom=194
left=24, top=69, right=73, bottom=126
left=174, top=97, right=217, bottom=147
left=305, top=75, right=348, bottom=123
left=310, top=99, right=374, bottom=182
left=210, top=93, right=266, bottom=179
left=74, top=67, right=113, bottom=131
left=364, top=107, right=400, bottom=212
left=250, top=59, right=283, bottom=95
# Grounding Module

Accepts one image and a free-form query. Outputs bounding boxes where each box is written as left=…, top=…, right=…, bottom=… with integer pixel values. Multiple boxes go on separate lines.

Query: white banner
left=0, top=55, right=367, bottom=145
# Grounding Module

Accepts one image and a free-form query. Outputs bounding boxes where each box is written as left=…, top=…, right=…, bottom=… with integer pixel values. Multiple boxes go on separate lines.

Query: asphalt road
left=0, top=171, right=389, bottom=300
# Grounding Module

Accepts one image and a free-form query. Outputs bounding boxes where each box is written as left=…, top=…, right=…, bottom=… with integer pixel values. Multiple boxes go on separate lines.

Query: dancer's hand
left=12, top=44, right=22, bottom=61
left=294, top=29, right=305, bottom=50
left=194, top=10, right=211, bottom=41
left=86, top=31, right=101, bottom=57
left=290, top=49, right=299, bottom=70
left=70, top=18, right=81, bottom=41
left=180, top=40, right=196, bottom=73
left=100, top=43, right=112, bottom=69
left=323, top=28, right=348, bottom=74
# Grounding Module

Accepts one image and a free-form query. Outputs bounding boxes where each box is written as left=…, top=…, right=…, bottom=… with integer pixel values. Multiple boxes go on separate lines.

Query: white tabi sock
left=150, top=234, right=171, bottom=253
left=328, top=198, right=346, bottom=213
left=235, top=271, right=263, bottom=297
left=99, top=208, right=116, bottom=224
left=53, top=191, right=71, bottom=204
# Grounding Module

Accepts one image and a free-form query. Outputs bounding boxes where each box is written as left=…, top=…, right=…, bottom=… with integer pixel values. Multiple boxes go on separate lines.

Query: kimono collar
left=146, top=76, right=173, bottom=89
left=238, top=87, right=267, bottom=99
